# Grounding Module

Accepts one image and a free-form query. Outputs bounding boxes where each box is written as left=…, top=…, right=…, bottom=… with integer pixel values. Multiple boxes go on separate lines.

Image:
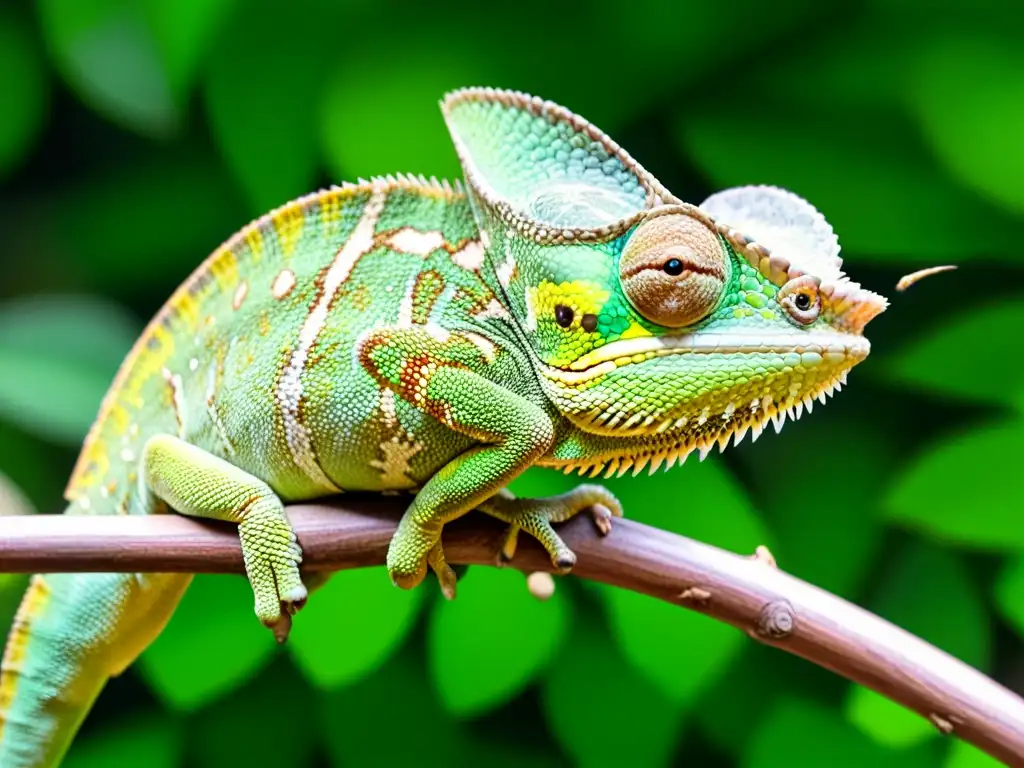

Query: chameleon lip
left=555, top=331, right=870, bottom=377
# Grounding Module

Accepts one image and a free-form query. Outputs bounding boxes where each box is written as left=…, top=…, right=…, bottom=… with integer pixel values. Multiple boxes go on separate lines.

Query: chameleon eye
left=554, top=304, right=574, bottom=328
left=619, top=213, right=727, bottom=328
left=778, top=275, right=821, bottom=326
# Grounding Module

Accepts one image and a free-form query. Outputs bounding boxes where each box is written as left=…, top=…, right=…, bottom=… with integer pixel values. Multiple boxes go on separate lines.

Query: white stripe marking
left=277, top=186, right=387, bottom=490
left=387, top=227, right=445, bottom=256
left=451, top=240, right=484, bottom=271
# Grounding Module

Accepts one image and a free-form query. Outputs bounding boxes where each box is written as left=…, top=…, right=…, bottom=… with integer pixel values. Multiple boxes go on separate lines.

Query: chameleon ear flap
left=698, top=185, right=845, bottom=283
left=442, top=88, right=677, bottom=237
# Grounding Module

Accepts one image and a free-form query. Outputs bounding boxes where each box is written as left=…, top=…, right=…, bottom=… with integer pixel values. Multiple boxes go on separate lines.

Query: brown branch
left=1, top=497, right=1022, bottom=765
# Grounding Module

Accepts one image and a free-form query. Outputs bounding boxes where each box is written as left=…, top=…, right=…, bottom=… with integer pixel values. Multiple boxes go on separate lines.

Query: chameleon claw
left=590, top=503, right=615, bottom=536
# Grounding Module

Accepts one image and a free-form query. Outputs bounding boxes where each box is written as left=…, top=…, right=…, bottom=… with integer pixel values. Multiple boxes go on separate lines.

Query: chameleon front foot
left=238, top=501, right=307, bottom=642
left=480, top=484, right=623, bottom=572
left=386, top=522, right=459, bottom=599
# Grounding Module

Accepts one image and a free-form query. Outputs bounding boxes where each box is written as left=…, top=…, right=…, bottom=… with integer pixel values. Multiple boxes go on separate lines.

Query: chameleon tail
left=0, top=570, right=191, bottom=767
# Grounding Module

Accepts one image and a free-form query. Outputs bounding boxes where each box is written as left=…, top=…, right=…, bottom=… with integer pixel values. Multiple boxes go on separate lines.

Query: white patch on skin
left=161, top=367, right=187, bottom=438
left=379, top=389, right=398, bottom=427
left=463, top=331, right=498, bottom=362
left=120, top=448, right=135, bottom=463
left=233, top=281, right=249, bottom=311
left=189, top=358, right=199, bottom=372
left=424, top=322, right=451, bottom=342
left=206, top=361, right=236, bottom=456
left=524, top=290, right=538, bottom=331
left=79, top=497, right=91, bottom=511
left=496, top=242, right=516, bottom=288
left=272, top=269, right=296, bottom=300
left=476, top=298, right=510, bottom=321
left=386, top=227, right=446, bottom=256
left=370, top=434, right=422, bottom=488
left=479, top=229, right=491, bottom=249
left=277, top=186, right=387, bottom=491
left=396, top=274, right=418, bottom=329
left=451, top=240, right=484, bottom=271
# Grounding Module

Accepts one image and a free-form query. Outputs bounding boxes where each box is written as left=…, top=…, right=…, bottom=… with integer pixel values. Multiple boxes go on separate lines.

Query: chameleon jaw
left=541, top=365, right=852, bottom=479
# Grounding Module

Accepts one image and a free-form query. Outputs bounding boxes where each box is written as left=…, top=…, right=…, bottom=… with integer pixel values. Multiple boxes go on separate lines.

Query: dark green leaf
left=0, top=9, right=48, bottom=179
left=993, top=554, right=1024, bottom=639
left=597, top=459, right=768, bottom=704
left=745, top=696, right=935, bottom=768
left=678, top=103, right=1020, bottom=261
left=884, top=419, right=1024, bottom=550
left=737, top=414, right=888, bottom=598
left=138, top=574, right=278, bottom=711
left=427, top=565, right=567, bottom=717
left=541, top=608, right=682, bottom=767
left=883, top=299, right=1024, bottom=408
left=322, top=646, right=481, bottom=766
left=143, top=0, right=237, bottom=96
left=191, top=655, right=320, bottom=768
left=289, top=566, right=425, bottom=690
left=0, top=295, right=139, bottom=446
left=910, top=35, right=1024, bottom=215
left=203, top=0, right=329, bottom=213
left=843, top=540, right=990, bottom=746
left=64, top=712, right=182, bottom=768
left=37, top=0, right=178, bottom=138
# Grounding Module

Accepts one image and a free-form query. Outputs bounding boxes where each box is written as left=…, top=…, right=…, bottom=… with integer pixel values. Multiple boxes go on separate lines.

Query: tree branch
left=0, top=497, right=1021, bottom=765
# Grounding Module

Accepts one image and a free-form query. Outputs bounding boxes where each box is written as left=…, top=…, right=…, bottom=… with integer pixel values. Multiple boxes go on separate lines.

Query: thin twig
left=0, top=497, right=1021, bottom=766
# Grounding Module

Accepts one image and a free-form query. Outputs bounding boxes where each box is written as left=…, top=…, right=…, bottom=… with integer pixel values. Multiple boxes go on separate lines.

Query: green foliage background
left=0, top=0, right=1021, bottom=765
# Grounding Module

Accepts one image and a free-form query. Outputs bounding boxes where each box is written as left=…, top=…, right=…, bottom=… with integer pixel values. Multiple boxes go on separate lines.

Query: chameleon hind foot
left=385, top=524, right=458, bottom=599
left=478, top=484, right=623, bottom=571
left=142, top=434, right=306, bottom=642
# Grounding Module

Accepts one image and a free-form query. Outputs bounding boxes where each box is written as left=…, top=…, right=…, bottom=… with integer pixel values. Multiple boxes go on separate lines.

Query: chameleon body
left=0, top=87, right=887, bottom=766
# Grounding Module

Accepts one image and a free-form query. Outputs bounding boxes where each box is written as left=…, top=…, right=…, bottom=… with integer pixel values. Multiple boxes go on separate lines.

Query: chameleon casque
left=0, top=87, right=888, bottom=765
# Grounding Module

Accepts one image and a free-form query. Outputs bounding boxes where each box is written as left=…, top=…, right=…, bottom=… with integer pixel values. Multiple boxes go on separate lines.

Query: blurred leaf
left=910, top=35, right=1024, bottom=215
left=745, top=696, right=934, bottom=768
left=64, top=712, right=182, bottom=768
left=323, top=646, right=507, bottom=766
left=846, top=688, right=935, bottom=749
left=945, top=740, right=1005, bottom=768
left=319, top=21, right=509, bottom=183
left=696, top=643, right=842, bottom=758
left=0, top=9, right=48, bottom=179
left=192, top=655, right=319, bottom=768
left=678, top=103, right=1021, bottom=261
left=844, top=540, right=989, bottom=746
left=37, top=0, right=178, bottom=137
left=144, top=0, right=237, bottom=95
left=289, top=566, right=425, bottom=690
left=541, top=609, right=682, bottom=767
left=203, top=0, right=330, bottom=213
left=737, top=415, right=888, bottom=597
left=885, top=419, right=1024, bottom=550
left=427, top=566, right=567, bottom=717
left=49, top=154, right=248, bottom=291
left=993, top=554, right=1024, bottom=638
left=597, top=460, right=768, bottom=705
left=0, top=295, right=139, bottom=446
left=883, top=299, right=1024, bottom=408
left=139, top=574, right=278, bottom=711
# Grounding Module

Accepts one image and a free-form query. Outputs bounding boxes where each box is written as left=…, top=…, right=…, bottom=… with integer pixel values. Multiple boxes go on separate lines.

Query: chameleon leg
left=384, top=367, right=555, bottom=597
left=476, top=484, right=623, bottom=570
left=141, top=434, right=305, bottom=641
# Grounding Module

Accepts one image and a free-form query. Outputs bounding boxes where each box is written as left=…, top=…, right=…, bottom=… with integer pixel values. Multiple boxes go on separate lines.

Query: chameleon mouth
left=544, top=331, right=870, bottom=384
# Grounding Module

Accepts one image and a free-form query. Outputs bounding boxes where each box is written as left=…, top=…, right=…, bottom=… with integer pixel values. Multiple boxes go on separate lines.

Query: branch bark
left=0, top=497, right=1021, bottom=765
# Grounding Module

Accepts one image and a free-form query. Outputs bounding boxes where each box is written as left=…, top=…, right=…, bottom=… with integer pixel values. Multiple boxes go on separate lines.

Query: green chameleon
left=0, top=87, right=887, bottom=766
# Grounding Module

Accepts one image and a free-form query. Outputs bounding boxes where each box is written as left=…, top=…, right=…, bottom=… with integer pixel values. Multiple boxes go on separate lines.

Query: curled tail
left=0, top=571, right=191, bottom=767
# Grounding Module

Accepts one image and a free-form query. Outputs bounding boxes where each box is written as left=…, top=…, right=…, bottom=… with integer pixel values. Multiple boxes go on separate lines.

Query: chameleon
left=0, top=86, right=887, bottom=766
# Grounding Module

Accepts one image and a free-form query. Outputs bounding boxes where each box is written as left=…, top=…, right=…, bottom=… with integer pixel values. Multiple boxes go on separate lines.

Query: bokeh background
left=0, top=0, right=1021, bottom=765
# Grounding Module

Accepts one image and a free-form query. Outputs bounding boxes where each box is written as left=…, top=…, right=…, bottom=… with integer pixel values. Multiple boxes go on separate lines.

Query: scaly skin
left=0, top=87, right=887, bottom=766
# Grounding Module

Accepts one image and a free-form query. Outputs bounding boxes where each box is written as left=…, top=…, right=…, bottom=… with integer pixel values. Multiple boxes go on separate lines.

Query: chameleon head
left=442, top=88, right=888, bottom=466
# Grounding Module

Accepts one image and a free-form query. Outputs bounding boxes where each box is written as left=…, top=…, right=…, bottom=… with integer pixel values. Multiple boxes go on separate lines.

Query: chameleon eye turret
left=618, top=211, right=728, bottom=328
